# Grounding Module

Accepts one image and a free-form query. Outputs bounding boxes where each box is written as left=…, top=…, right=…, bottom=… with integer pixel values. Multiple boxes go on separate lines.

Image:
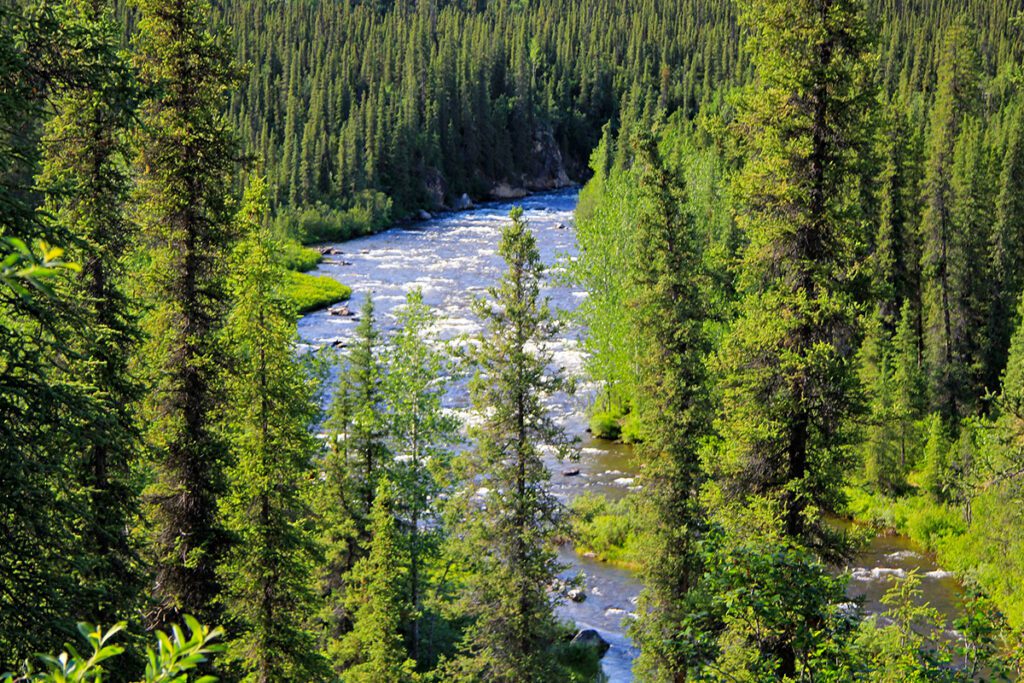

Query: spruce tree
left=989, top=102, right=1024, bottom=392
left=335, top=478, right=417, bottom=681
left=133, top=0, right=241, bottom=627
left=858, top=319, right=906, bottom=494
left=448, top=208, right=574, bottom=682
left=919, top=19, right=982, bottom=420
left=35, top=0, right=144, bottom=628
left=0, top=0, right=123, bottom=659
left=217, top=178, right=326, bottom=682
left=626, top=134, right=714, bottom=681
left=717, top=0, right=877, bottom=556
left=891, top=301, right=927, bottom=471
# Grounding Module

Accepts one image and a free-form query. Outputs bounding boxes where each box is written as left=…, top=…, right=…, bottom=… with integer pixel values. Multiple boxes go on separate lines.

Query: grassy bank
left=282, top=270, right=351, bottom=314
left=274, top=239, right=352, bottom=314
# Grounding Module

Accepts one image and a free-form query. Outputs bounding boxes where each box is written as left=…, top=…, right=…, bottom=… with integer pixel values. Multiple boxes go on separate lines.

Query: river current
left=297, top=188, right=963, bottom=681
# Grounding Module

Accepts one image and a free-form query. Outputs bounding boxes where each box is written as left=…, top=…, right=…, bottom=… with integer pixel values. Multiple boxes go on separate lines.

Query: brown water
left=297, top=189, right=965, bottom=681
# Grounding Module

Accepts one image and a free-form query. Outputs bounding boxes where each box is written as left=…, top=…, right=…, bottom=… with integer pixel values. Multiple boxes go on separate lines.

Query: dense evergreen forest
left=4, top=0, right=1024, bottom=680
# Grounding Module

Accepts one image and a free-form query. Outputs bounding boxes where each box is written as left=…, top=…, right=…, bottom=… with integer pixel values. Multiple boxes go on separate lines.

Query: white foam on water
left=924, top=569, right=955, bottom=579
left=850, top=567, right=907, bottom=582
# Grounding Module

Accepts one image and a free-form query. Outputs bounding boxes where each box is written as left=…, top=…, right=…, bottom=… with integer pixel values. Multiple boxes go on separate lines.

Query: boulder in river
left=562, top=468, right=581, bottom=477
left=318, top=246, right=344, bottom=256
left=571, top=629, right=610, bottom=658
left=556, top=222, right=567, bottom=230
left=454, top=193, right=474, bottom=210
left=418, top=209, right=433, bottom=221
left=328, top=305, right=353, bottom=317
left=490, top=182, right=529, bottom=200
left=567, top=587, right=587, bottom=603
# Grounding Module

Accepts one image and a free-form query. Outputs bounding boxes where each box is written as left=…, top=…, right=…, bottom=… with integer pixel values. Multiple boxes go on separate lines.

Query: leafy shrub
left=589, top=410, right=621, bottom=440
left=275, top=239, right=321, bottom=272
left=570, top=492, right=643, bottom=567
left=2, top=616, right=222, bottom=682
left=273, top=191, right=393, bottom=244
left=619, top=412, right=644, bottom=444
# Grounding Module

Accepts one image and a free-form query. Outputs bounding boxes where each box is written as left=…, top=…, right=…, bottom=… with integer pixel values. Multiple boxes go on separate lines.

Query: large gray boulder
left=571, top=629, right=610, bottom=657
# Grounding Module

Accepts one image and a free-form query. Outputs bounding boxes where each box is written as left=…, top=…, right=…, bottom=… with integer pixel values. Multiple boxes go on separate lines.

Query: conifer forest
left=6, top=0, right=1024, bottom=680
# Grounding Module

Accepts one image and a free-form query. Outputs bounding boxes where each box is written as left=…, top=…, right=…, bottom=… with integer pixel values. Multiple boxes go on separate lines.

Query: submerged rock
left=571, top=629, right=610, bottom=657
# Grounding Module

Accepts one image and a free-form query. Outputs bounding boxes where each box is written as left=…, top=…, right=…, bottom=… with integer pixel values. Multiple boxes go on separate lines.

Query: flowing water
left=297, top=188, right=963, bottom=681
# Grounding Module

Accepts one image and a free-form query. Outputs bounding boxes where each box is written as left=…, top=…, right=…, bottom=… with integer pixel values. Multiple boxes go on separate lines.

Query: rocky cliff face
left=488, top=125, right=573, bottom=200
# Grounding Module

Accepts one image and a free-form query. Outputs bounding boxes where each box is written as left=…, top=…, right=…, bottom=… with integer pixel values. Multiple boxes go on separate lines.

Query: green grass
left=282, top=271, right=351, bottom=314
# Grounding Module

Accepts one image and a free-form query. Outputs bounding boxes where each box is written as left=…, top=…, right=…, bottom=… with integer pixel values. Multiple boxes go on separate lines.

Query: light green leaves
left=2, top=617, right=222, bottom=683
left=0, top=238, right=80, bottom=299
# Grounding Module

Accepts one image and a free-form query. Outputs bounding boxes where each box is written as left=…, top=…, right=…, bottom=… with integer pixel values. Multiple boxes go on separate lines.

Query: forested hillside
left=212, top=0, right=743, bottom=237
left=5, top=0, right=1024, bottom=680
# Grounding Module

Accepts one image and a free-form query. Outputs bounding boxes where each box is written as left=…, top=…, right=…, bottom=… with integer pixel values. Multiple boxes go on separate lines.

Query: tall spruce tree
left=717, top=0, right=877, bottom=557
left=919, top=19, right=982, bottom=420
left=0, top=0, right=122, bottom=660
left=626, top=134, right=715, bottom=681
left=36, top=0, right=144, bottom=628
left=989, top=101, right=1024, bottom=392
left=448, top=208, right=574, bottom=682
left=133, top=0, right=241, bottom=627
left=217, top=178, right=327, bottom=682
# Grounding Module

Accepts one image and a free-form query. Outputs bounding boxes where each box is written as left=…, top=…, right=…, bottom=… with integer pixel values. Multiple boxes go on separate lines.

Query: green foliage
left=0, top=0, right=143, bottom=659
left=589, top=409, right=623, bottom=441
left=217, top=178, right=328, bottom=681
left=381, top=290, right=459, bottom=666
left=702, top=533, right=860, bottom=680
left=716, top=0, right=876, bottom=558
left=334, top=479, right=418, bottom=682
left=133, top=0, right=241, bottom=626
left=0, top=239, right=80, bottom=298
left=625, top=131, right=714, bottom=681
left=318, top=297, right=389, bottom=644
left=2, top=617, right=223, bottom=683
left=919, top=414, right=952, bottom=503
left=271, top=192, right=393, bottom=245
left=569, top=493, right=644, bottom=567
left=281, top=271, right=351, bottom=314
left=275, top=240, right=322, bottom=273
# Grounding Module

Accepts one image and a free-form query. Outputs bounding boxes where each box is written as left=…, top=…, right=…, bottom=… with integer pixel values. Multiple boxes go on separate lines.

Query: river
left=297, top=188, right=964, bottom=681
